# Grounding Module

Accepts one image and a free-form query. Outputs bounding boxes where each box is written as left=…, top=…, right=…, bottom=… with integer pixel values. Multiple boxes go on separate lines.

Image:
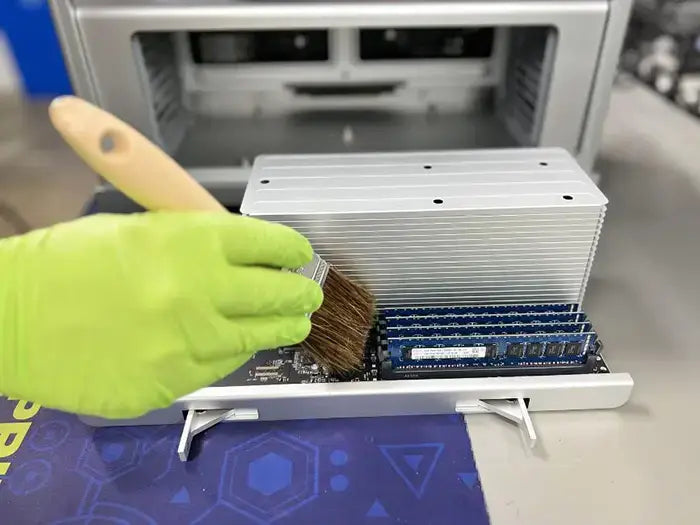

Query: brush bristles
left=300, top=266, right=376, bottom=375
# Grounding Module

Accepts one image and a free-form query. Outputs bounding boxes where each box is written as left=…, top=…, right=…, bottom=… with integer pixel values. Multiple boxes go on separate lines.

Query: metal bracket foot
left=177, top=408, right=259, bottom=462
left=456, top=397, right=537, bottom=448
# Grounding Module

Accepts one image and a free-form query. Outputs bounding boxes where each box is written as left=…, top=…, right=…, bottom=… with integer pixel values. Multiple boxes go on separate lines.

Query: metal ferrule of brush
left=294, top=252, right=329, bottom=286
left=291, top=253, right=329, bottom=316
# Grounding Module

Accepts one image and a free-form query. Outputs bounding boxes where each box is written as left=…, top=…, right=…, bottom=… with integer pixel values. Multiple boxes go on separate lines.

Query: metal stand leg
left=177, top=408, right=259, bottom=462
left=456, top=397, right=537, bottom=448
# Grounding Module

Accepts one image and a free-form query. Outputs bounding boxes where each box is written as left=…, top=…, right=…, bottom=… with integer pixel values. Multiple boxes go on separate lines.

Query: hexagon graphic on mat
left=218, top=431, right=319, bottom=523
left=7, top=459, right=52, bottom=496
left=77, top=429, right=141, bottom=482
left=29, top=420, right=71, bottom=451
left=248, top=452, right=293, bottom=496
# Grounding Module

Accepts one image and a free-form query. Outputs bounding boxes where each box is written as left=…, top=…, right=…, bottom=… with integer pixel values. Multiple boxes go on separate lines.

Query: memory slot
left=381, top=357, right=599, bottom=379
left=385, top=321, right=593, bottom=338
left=382, top=311, right=588, bottom=327
left=383, top=303, right=580, bottom=318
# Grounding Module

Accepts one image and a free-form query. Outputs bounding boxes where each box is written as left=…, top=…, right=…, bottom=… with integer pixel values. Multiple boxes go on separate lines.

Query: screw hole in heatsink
left=562, top=195, right=573, bottom=201
left=423, top=165, right=432, bottom=170
left=539, top=162, right=548, bottom=166
left=433, top=198, right=443, bottom=204
left=260, top=180, right=270, bottom=184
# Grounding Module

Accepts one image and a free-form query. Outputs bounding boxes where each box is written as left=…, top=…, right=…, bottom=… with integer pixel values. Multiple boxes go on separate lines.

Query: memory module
left=384, top=311, right=589, bottom=327
left=378, top=303, right=601, bottom=379
left=384, top=303, right=580, bottom=317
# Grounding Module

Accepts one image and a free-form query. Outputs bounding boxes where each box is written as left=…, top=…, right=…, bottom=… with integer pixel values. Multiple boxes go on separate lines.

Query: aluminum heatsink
left=240, top=148, right=607, bottom=307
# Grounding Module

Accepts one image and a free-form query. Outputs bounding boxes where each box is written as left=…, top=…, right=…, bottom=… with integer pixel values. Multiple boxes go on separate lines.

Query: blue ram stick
left=387, top=332, right=597, bottom=368
left=377, top=304, right=600, bottom=378
left=389, top=332, right=595, bottom=354
left=383, top=303, right=580, bottom=318
left=386, top=322, right=593, bottom=338
left=382, top=311, right=588, bottom=327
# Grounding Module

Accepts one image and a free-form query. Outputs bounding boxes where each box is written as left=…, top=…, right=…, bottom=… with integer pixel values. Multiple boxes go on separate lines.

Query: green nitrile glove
left=0, top=212, right=323, bottom=418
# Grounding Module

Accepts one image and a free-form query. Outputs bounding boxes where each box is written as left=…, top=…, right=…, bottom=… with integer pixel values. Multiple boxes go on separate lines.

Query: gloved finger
left=210, top=214, right=313, bottom=269
left=195, top=315, right=312, bottom=361
left=211, top=266, right=323, bottom=317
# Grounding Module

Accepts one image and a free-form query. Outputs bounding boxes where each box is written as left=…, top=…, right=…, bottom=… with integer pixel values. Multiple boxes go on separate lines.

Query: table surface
left=466, top=79, right=700, bottom=525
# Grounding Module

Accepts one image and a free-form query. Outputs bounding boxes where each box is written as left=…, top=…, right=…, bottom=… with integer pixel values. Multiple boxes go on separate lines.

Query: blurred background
left=0, top=0, right=95, bottom=238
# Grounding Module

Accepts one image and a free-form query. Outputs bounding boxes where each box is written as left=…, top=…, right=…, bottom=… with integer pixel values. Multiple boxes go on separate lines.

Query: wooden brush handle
left=49, top=95, right=225, bottom=213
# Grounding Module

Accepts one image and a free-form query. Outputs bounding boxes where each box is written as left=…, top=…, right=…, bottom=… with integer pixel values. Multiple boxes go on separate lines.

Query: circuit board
left=214, top=303, right=608, bottom=386
left=213, top=339, right=380, bottom=386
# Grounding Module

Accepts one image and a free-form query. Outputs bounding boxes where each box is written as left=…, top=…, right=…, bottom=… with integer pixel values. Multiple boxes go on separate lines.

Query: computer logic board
left=213, top=344, right=379, bottom=386
left=216, top=303, right=608, bottom=387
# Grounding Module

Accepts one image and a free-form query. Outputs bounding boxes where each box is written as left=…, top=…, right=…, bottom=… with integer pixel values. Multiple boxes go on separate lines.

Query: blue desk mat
left=0, top=399, right=489, bottom=524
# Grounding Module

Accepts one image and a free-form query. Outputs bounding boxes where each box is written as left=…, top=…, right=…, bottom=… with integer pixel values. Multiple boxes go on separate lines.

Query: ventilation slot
left=135, top=33, right=188, bottom=153
left=501, top=27, right=555, bottom=146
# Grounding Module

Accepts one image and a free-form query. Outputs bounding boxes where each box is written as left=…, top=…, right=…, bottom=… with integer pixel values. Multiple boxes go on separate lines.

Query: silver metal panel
left=52, top=0, right=616, bottom=170
left=244, top=148, right=606, bottom=213
left=180, top=373, right=633, bottom=415
left=79, top=372, right=634, bottom=427
left=48, top=0, right=98, bottom=103
left=174, top=112, right=519, bottom=167
left=242, top=148, right=606, bottom=306
left=577, top=0, right=634, bottom=169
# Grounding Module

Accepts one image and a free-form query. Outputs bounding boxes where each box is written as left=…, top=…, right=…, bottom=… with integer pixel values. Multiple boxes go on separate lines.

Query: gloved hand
left=0, top=212, right=322, bottom=419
